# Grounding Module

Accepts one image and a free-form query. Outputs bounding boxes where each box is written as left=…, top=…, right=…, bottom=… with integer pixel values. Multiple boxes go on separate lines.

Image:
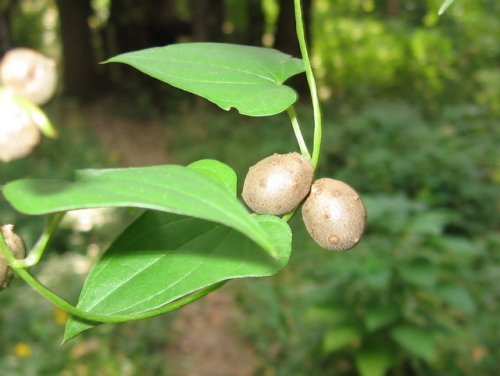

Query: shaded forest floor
left=83, top=102, right=261, bottom=376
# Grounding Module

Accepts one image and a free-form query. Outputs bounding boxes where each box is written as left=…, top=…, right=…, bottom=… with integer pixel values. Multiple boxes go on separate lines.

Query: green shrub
left=238, top=194, right=498, bottom=375
left=321, top=101, right=499, bottom=235
left=235, top=100, right=499, bottom=375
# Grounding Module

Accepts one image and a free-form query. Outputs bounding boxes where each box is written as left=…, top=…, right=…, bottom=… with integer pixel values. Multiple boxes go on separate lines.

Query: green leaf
left=409, top=211, right=450, bottom=236
left=441, top=236, right=478, bottom=259
left=106, top=43, right=305, bottom=117
left=391, top=325, right=436, bottom=361
left=304, top=305, right=350, bottom=325
left=323, top=325, right=362, bottom=353
left=188, top=159, right=237, bottom=196
left=64, top=211, right=291, bottom=341
left=355, top=346, right=394, bottom=376
left=3, top=164, right=277, bottom=255
left=361, top=256, right=392, bottom=289
left=364, top=305, right=400, bottom=332
left=435, top=283, right=476, bottom=313
left=398, top=258, right=437, bottom=289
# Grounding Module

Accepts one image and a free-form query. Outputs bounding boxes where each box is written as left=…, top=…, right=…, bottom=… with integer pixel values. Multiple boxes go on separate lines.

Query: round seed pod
left=0, top=224, right=27, bottom=290
left=242, top=152, right=314, bottom=215
left=0, top=48, right=58, bottom=105
left=302, top=178, right=366, bottom=251
left=0, top=260, right=10, bottom=290
left=0, top=90, right=41, bottom=162
left=1, top=225, right=27, bottom=260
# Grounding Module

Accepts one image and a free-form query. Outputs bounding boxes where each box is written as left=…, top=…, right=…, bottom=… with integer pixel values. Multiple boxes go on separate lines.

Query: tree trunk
left=0, top=13, right=10, bottom=56
left=385, top=0, right=400, bottom=17
left=246, top=0, right=265, bottom=46
left=105, top=0, right=190, bottom=90
left=56, top=0, right=101, bottom=99
left=107, top=0, right=189, bottom=54
left=0, top=1, right=16, bottom=57
left=190, top=0, right=224, bottom=42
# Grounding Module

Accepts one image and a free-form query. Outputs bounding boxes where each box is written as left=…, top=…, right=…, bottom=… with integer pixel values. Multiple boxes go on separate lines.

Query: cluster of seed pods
left=0, top=48, right=58, bottom=162
left=242, top=152, right=366, bottom=251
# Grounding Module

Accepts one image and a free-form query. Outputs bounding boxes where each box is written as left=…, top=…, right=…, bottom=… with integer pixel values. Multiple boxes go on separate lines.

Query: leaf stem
left=0, top=226, right=226, bottom=324
left=281, top=208, right=296, bottom=223
left=438, top=0, right=456, bottom=15
left=287, top=105, right=311, bottom=160
left=294, top=0, right=323, bottom=169
left=11, top=213, right=65, bottom=268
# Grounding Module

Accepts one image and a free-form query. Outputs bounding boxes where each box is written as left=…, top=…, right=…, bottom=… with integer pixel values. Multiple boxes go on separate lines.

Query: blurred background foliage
left=0, top=0, right=499, bottom=375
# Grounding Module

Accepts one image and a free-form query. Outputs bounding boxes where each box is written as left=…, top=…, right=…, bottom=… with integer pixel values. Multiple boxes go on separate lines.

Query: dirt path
left=82, top=104, right=261, bottom=376
left=84, top=103, right=171, bottom=167
left=165, top=289, right=260, bottom=376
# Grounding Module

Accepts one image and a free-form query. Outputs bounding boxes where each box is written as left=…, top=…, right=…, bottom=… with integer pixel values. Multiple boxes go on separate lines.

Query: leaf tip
left=102, top=55, right=125, bottom=65
left=101, top=58, right=115, bottom=65
left=61, top=330, right=76, bottom=344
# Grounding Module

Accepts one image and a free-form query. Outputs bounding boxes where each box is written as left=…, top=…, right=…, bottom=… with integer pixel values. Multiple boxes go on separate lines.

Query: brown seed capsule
left=242, top=152, right=314, bottom=215
left=0, top=91, right=41, bottom=162
left=0, top=48, right=58, bottom=105
left=0, top=224, right=27, bottom=290
left=0, top=260, right=10, bottom=290
left=302, top=178, right=366, bottom=251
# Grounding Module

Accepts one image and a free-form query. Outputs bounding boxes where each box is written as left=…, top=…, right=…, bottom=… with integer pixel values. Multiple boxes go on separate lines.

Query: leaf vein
left=130, top=56, right=276, bottom=83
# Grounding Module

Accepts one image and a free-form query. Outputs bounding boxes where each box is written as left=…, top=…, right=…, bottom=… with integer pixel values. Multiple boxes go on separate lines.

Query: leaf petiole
left=10, top=213, right=65, bottom=268
left=287, top=105, right=311, bottom=160
left=438, top=0, right=456, bottom=15
left=0, top=222, right=226, bottom=325
left=1, top=233, right=226, bottom=326
left=281, top=208, right=297, bottom=223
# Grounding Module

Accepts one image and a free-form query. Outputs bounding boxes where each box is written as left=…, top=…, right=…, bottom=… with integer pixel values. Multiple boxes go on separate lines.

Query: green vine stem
left=281, top=209, right=296, bottom=223
left=294, top=0, right=323, bottom=169
left=0, top=229, right=225, bottom=323
left=287, top=105, right=311, bottom=160
left=281, top=0, right=323, bottom=223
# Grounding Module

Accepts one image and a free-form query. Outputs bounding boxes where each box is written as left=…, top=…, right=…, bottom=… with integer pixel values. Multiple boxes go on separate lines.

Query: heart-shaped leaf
left=364, top=305, right=400, bottom=332
left=106, top=43, right=305, bottom=116
left=3, top=163, right=277, bottom=255
left=355, top=345, right=395, bottom=376
left=323, top=325, right=362, bottom=353
left=435, top=283, right=476, bottom=313
left=391, top=325, right=436, bottom=361
left=64, top=211, right=291, bottom=341
left=398, top=258, right=438, bottom=289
